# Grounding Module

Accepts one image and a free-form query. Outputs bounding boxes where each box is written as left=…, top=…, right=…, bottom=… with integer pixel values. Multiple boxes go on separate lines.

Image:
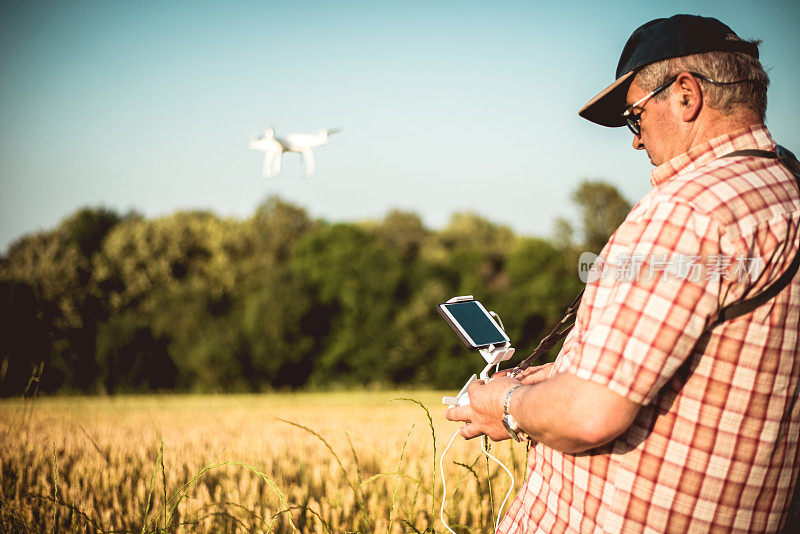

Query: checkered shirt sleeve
left=564, top=200, right=724, bottom=404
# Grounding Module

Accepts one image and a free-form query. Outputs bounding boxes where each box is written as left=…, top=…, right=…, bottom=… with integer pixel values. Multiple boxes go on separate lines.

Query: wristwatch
left=502, top=385, right=528, bottom=442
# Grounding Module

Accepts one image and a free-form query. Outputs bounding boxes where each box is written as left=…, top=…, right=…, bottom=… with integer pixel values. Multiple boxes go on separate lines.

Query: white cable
left=480, top=437, right=515, bottom=532
left=440, top=429, right=461, bottom=534
left=439, top=429, right=516, bottom=534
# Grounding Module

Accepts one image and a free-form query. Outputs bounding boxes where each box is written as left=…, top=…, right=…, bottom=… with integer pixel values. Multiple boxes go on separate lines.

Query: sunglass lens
left=626, top=115, right=640, bottom=136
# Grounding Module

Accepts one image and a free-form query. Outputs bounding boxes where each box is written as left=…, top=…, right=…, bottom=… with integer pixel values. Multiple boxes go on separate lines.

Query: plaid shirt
left=499, top=125, right=800, bottom=533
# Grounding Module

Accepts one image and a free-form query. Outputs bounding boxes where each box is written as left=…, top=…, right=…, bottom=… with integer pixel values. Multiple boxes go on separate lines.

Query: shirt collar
left=650, top=124, right=776, bottom=187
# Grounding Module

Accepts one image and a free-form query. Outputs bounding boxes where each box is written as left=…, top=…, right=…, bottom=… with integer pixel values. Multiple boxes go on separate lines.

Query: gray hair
left=633, top=46, right=770, bottom=121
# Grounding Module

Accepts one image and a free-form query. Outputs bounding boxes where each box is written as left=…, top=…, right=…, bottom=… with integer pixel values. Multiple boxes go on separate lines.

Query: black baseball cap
left=579, top=14, right=760, bottom=127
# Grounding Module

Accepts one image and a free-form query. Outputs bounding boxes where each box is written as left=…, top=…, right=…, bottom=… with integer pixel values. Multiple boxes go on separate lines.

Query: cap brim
left=578, top=70, right=635, bottom=127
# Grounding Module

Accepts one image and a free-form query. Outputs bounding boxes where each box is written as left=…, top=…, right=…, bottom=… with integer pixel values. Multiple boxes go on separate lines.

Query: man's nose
left=632, top=134, right=645, bottom=151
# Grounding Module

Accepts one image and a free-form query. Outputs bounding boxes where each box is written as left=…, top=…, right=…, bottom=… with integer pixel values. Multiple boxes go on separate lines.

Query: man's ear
left=675, top=71, right=703, bottom=123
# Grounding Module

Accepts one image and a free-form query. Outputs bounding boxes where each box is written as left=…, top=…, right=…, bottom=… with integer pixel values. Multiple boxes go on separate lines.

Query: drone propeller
left=251, top=127, right=276, bottom=140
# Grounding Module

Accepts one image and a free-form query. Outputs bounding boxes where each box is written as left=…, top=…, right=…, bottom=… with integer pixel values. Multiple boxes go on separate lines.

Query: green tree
left=93, top=211, right=244, bottom=314
left=372, top=210, right=429, bottom=263
left=385, top=280, right=467, bottom=387
left=61, top=207, right=127, bottom=257
left=421, top=212, right=514, bottom=298
left=569, top=180, right=633, bottom=254
left=499, top=236, right=583, bottom=359
left=247, top=196, right=314, bottom=264
left=0, top=206, right=126, bottom=393
left=291, top=223, right=404, bottom=386
left=227, top=197, right=318, bottom=389
left=95, top=310, right=175, bottom=393
left=237, top=265, right=317, bottom=388
left=0, top=279, right=54, bottom=394
left=93, top=211, right=249, bottom=390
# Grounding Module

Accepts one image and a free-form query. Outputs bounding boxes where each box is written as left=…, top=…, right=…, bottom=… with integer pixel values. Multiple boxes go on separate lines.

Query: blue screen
left=444, top=301, right=507, bottom=346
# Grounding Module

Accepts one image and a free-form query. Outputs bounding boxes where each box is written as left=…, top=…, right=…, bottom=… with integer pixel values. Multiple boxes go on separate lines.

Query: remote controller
left=442, top=374, right=477, bottom=406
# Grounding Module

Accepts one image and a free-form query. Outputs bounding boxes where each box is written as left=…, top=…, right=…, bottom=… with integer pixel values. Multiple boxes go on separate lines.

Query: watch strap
left=502, top=385, right=529, bottom=442
left=503, top=385, right=525, bottom=416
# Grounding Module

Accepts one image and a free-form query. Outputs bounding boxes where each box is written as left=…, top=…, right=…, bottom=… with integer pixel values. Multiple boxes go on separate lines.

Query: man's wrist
left=502, top=384, right=529, bottom=441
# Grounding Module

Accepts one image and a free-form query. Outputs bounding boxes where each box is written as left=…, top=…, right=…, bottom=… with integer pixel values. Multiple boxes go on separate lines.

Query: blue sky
left=1, top=1, right=799, bottom=252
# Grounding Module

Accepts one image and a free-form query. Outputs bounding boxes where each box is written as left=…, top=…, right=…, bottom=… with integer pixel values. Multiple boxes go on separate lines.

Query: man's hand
left=496, top=362, right=555, bottom=385
left=445, top=375, right=523, bottom=441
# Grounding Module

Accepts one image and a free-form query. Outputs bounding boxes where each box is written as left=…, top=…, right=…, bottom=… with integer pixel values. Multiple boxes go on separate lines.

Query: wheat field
left=0, top=389, right=530, bottom=532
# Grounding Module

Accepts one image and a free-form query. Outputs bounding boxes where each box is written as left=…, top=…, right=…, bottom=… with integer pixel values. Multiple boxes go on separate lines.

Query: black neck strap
left=711, top=146, right=800, bottom=327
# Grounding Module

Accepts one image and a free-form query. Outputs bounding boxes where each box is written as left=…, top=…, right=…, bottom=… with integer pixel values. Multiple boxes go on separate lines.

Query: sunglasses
left=622, top=72, right=762, bottom=136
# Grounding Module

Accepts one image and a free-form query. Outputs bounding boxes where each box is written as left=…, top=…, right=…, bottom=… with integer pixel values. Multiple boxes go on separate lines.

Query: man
left=447, top=14, right=800, bottom=532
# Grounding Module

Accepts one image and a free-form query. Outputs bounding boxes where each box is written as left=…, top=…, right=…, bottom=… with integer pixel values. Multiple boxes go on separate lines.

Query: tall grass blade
left=140, top=441, right=163, bottom=533
left=453, top=461, right=481, bottom=486
left=388, top=422, right=415, bottom=533
left=278, top=417, right=365, bottom=525
left=78, top=424, right=111, bottom=465
left=401, top=517, right=424, bottom=533
left=391, top=397, right=437, bottom=523
left=161, top=442, right=168, bottom=531
left=347, top=431, right=372, bottom=531
left=484, top=435, right=495, bottom=528
left=2, top=363, right=42, bottom=448
left=52, top=442, right=59, bottom=533
left=509, top=438, right=517, bottom=479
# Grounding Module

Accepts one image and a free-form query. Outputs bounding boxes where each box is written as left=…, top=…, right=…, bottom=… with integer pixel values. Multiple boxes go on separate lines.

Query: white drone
left=249, top=127, right=340, bottom=178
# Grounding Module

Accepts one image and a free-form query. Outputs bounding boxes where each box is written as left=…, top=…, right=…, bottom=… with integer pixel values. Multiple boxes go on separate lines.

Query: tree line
left=0, top=181, right=631, bottom=395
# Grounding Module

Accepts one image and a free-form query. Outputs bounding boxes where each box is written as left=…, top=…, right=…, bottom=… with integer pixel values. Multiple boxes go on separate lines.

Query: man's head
left=580, top=15, right=770, bottom=166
